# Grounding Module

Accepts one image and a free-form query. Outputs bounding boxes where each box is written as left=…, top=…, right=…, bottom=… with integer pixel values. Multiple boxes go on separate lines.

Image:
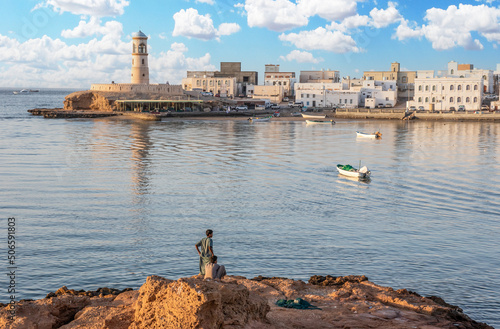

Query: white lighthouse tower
left=131, top=30, right=149, bottom=84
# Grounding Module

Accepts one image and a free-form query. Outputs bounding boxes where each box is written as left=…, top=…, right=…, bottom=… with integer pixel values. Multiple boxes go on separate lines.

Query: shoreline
left=28, top=107, right=500, bottom=122
left=0, top=274, right=493, bottom=328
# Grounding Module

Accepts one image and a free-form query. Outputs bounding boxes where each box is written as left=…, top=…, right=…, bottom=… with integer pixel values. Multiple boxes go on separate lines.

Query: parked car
left=292, top=101, right=303, bottom=108
left=377, top=103, right=384, bottom=108
left=270, top=104, right=280, bottom=109
left=283, top=97, right=289, bottom=102
left=449, top=107, right=456, bottom=112
left=418, top=106, right=425, bottom=111
left=238, top=94, right=245, bottom=98
left=458, top=105, right=465, bottom=111
left=409, top=106, right=416, bottom=111
left=184, top=107, right=192, bottom=112
left=384, top=104, right=393, bottom=108
left=215, top=93, right=220, bottom=97
left=481, top=105, right=490, bottom=111
left=235, top=105, right=248, bottom=111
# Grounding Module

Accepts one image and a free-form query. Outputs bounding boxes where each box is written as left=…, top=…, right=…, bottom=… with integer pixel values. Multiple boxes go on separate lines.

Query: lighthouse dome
left=132, top=30, right=147, bottom=38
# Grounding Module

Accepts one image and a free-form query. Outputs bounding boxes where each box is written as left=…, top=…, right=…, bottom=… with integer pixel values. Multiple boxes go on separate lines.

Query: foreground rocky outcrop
left=0, top=275, right=493, bottom=329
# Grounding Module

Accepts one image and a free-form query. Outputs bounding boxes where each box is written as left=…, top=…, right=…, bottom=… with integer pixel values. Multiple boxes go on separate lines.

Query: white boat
left=301, top=113, right=327, bottom=119
left=13, top=89, right=29, bottom=95
left=248, top=116, right=271, bottom=122
left=356, top=131, right=382, bottom=138
left=336, top=164, right=371, bottom=179
left=306, top=120, right=335, bottom=124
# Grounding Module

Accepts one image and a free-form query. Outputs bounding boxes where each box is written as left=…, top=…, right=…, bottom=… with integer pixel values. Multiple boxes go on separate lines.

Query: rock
left=0, top=275, right=494, bottom=329
left=130, top=275, right=269, bottom=329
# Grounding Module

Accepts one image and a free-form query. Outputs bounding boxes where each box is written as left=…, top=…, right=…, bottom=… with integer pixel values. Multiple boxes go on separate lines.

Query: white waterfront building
left=359, top=80, right=397, bottom=108
left=264, top=64, right=296, bottom=98
left=436, top=61, right=494, bottom=94
left=410, top=77, right=483, bottom=111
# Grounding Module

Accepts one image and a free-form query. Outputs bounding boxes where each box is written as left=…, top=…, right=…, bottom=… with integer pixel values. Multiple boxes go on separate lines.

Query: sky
left=0, top=0, right=499, bottom=88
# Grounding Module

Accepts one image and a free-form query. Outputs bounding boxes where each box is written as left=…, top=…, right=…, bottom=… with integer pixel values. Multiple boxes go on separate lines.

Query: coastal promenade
left=28, top=106, right=500, bottom=121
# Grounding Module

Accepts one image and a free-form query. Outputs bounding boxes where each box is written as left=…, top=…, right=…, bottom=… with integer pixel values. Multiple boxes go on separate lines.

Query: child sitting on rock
left=204, top=255, right=226, bottom=280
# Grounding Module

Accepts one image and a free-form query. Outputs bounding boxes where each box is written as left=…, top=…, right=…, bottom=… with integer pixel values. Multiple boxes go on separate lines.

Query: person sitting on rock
left=204, top=255, right=226, bottom=280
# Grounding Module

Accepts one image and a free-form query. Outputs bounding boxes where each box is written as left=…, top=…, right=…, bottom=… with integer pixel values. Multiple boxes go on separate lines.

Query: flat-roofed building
left=409, top=77, right=483, bottom=111
left=182, top=76, right=237, bottom=97
left=295, top=82, right=359, bottom=108
left=438, top=61, right=494, bottom=94
left=253, top=85, right=283, bottom=103
left=264, top=64, right=296, bottom=98
left=186, top=62, right=258, bottom=96
left=364, top=62, right=416, bottom=101
left=299, top=70, right=340, bottom=83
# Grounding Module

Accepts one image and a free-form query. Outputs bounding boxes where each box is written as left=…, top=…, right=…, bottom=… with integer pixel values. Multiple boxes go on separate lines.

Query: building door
left=312, top=101, right=316, bottom=107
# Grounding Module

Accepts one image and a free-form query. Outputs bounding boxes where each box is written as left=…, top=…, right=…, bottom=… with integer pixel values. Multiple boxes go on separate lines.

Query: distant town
left=89, top=31, right=500, bottom=113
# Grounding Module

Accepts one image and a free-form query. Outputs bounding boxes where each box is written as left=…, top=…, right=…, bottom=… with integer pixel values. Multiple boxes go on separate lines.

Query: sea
left=0, top=88, right=499, bottom=327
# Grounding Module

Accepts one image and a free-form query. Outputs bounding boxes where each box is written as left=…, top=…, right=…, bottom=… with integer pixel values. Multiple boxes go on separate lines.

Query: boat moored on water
left=306, top=120, right=335, bottom=124
left=301, top=113, right=327, bottom=119
left=356, top=131, right=382, bottom=138
left=248, top=116, right=271, bottom=122
left=336, top=164, right=371, bottom=179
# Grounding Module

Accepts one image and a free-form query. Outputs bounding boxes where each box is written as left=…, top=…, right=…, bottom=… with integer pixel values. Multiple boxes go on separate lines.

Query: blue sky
left=0, top=0, right=499, bottom=88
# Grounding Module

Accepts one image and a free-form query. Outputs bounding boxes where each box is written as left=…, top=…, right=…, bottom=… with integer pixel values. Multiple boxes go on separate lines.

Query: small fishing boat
left=306, top=120, right=335, bottom=124
left=13, top=89, right=29, bottom=95
left=301, top=113, right=327, bottom=119
left=356, top=131, right=382, bottom=138
left=336, top=164, right=371, bottom=179
left=248, top=116, right=271, bottom=122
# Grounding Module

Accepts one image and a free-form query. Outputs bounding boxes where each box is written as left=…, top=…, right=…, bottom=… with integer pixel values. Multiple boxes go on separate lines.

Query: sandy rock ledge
left=0, top=275, right=493, bottom=329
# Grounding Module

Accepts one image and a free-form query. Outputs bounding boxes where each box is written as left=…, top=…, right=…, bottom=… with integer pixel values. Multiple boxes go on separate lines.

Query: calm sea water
left=0, top=89, right=499, bottom=327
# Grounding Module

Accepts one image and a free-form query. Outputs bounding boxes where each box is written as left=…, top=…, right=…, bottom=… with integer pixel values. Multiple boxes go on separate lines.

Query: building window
left=425, top=97, right=429, bottom=103
left=138, top=44, right=146, bottom=53
left=418, top=85, right=422, bottom=91
left=457, top=97, right=461, bottom=103
left=284, top=82, right=287, bottom=86
left=385, top=97, right=389, bottom=101
left=418, top=97, right=422, bottom=102
left=450, top=97, right=454, bottom=103
left=132, top=59, right=134, bottom=65
left=313, top=94, right=315, bottom=98
left=450, top=85, right=454, bottom=91
left=451, top=69, right=454, bottom=74
left=301, top=94, right=304, bottom=98
left=307, top=94, right=310, bottom=98
left=243, top=76, right=249, bottom=82
left=458, top=85, right=462, bottom=91
left=425, top=85, right=429, bottom=91
left=350, top=99, right=353, bottom=104
left=196, top=80, right=201, bottom=86
left=402, top=76, right=407, bottom=83
left=466, top=85, right=470, bottom=90
left=474, top=97, right=478, bottom=103
left=432, top=97, right=436, bottom=102
left=142, top=59, right=144, bottom=65
left=345, top=99, right=348, bottom=104
left=339, top=99, right=342, bottom=104
left=474, top=85, right=478, bottom=90
left=432, top=85, right=436, bottom=91
left=466, top=97, right=470, bottom=103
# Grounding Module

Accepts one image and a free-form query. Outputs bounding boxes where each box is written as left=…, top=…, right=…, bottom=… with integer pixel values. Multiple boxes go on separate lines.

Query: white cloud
left=279, top=27, right=361, bottom=53
left=279, top=50, right=323, bottom=63
left=327, top=14, right=370, bottom=32
left=61, top=17, right=123, bottom=38
left=172, top=8, right=240, bottom=40
left=218, top=23, right=241, bottom=36
left=245, top=0, right=308, bottom=32
left=369, top=1, right=402, bottom=28
left=394, top=4, right=500, bottom=50
left=196, top=0, right=215, bottom=4
left=297, top=0, right=359, bottom=21
left=36, top=0, right=130, bottom=17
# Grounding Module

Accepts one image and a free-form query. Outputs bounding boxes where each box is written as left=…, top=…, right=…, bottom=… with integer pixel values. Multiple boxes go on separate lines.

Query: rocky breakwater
left=0, top=275, right=492, bottom=329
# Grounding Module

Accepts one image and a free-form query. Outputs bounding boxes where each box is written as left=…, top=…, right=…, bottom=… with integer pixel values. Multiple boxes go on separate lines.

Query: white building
left=359, top=80, right=398, bottom=108
left=264, top=64, right=296, bottom=98
left=436, top=61, right=494, bottom=94
left=182, top=75, right=237, bottom=97
left=299, top=70, right=340, bottom=83
left=294, top=82, right=359, bottom=108
left=410, top=77, right=483, bottom=111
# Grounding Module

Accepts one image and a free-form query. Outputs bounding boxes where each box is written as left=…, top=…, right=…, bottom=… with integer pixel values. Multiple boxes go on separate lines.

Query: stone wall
left=91, top=83, right=183, bottom=95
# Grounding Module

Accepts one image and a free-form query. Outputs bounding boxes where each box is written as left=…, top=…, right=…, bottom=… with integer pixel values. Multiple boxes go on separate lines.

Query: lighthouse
left=131, top=30, right=149, bottom=84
